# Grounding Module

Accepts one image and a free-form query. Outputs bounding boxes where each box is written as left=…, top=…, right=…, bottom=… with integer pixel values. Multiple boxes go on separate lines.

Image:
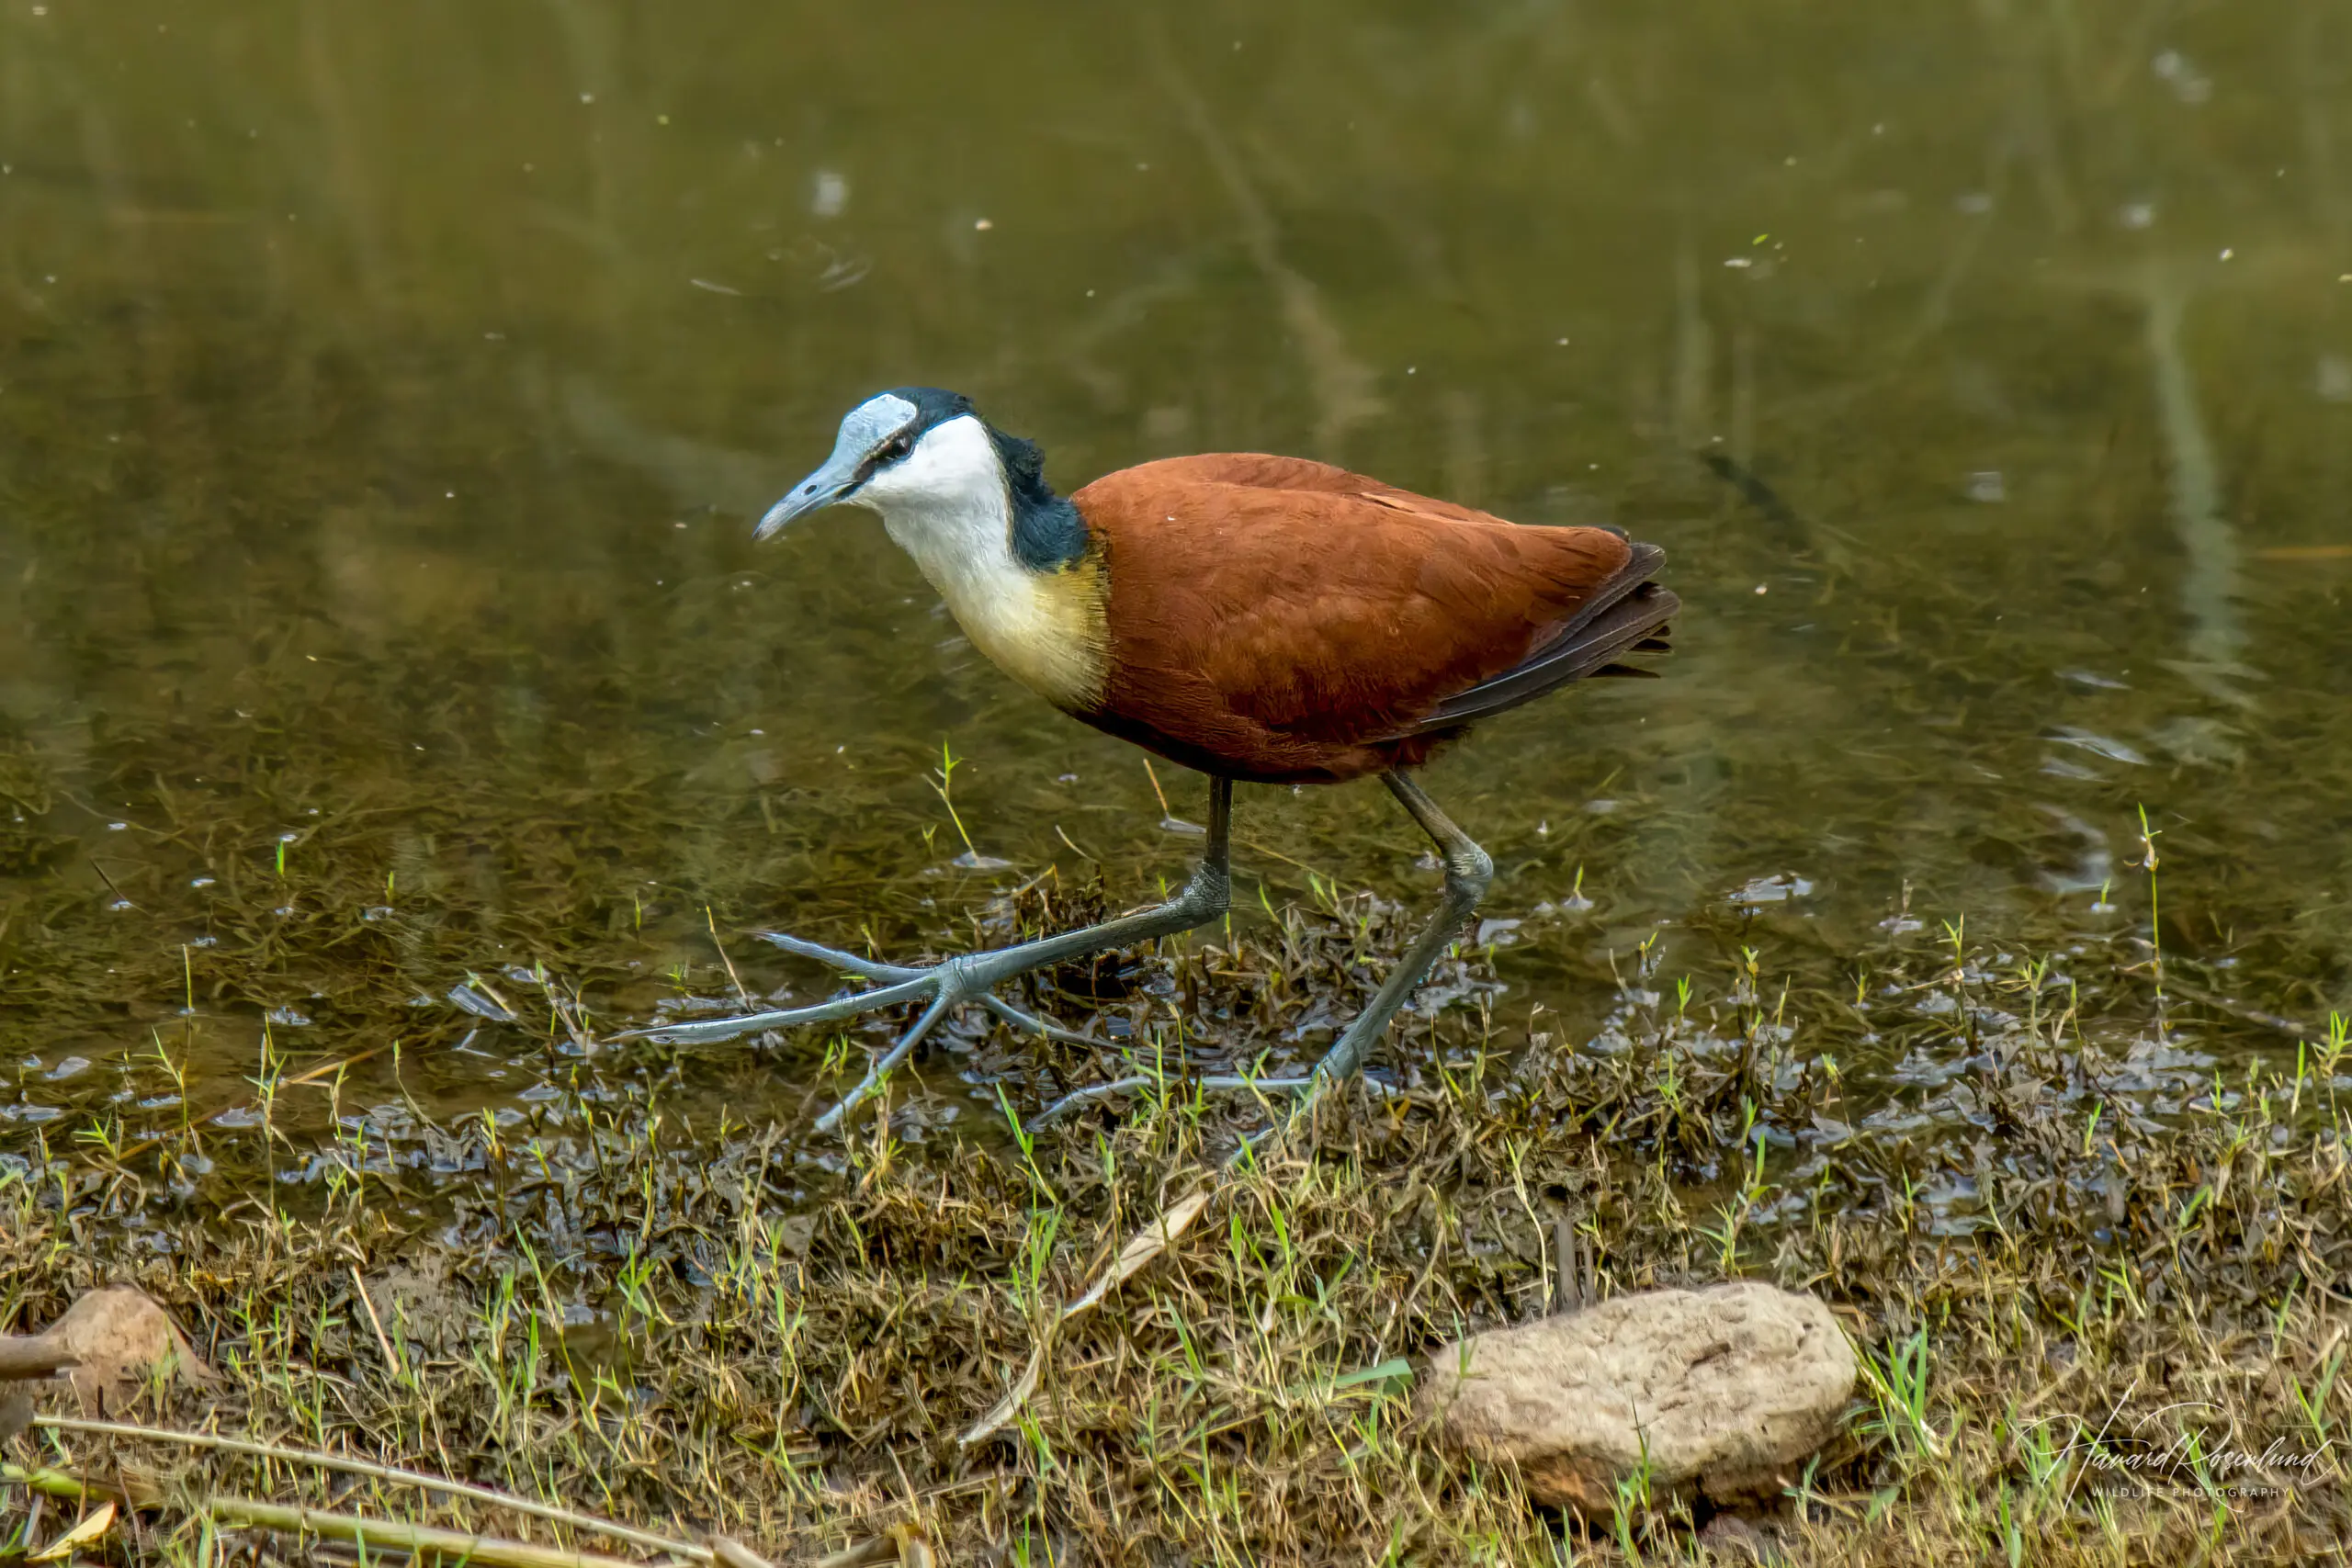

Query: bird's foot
left=616, top=931, right=1105, bottom=1134
left=761, top=931, right=1102, bottom=1046
left=622, top=843, right=1234, bottom=1134
left=631, top=928, right=1383, bottom=1144
left=1029, top=1062, right=1404, bottom=1131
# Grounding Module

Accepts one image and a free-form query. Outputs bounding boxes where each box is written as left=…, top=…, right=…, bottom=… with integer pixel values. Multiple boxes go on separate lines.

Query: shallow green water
left=3, top=0, right=2348, bottom=1154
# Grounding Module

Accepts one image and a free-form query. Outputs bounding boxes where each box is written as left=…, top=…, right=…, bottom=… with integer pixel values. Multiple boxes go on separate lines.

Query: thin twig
left=1137, top=757, right=1201, bottom=834
left=1138, top=756, right=1174, bottom=818
left=707, top=908, right=755, bottom=1010
left=960, top=1189, right=1216, bottom=1444
left=707, top=1539, right=778, bottom=1568
left=348, top=1269, right=401, bottom=1378
left=209, top=1495, right=664, bottom=1568
left=31, top=1416, right=710, bottom=1564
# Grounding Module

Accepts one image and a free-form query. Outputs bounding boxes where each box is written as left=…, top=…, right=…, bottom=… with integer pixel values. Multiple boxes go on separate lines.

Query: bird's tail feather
left=1404, top=547, right=1679, bottom=732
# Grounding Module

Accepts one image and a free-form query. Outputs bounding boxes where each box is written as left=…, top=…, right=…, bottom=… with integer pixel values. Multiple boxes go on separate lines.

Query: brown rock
left=1418, top=1280, right=1854, bottom=1513
left=35, top=1288, right=214, bottom=1414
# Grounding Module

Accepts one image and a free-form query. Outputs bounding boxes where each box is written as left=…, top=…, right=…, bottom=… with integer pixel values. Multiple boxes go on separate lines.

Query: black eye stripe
left=848, top=431, right=915, bottom=490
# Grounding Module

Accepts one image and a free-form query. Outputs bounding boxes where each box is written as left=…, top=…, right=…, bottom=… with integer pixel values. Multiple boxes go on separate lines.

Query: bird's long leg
left=1034, top=771, right=1490, bottom=1131
left=1304, top=773, right=1494, bottom=1093
left=624, top=778, right=1235, bottom=1133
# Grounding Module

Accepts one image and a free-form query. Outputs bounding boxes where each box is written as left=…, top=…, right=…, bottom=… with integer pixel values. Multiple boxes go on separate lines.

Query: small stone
left=1418, top=1281, right=1854, bottom=1512
left=1698, top=1512, right=1781, bottom=1562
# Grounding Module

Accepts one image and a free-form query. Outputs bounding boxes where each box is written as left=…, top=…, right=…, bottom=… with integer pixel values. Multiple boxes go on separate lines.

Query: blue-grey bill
left=755, top=463, right=856, bottom=539
left=754, top=391, right=919, bottom=539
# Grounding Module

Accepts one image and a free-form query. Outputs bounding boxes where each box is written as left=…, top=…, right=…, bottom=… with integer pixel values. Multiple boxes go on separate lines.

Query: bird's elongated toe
left=624, top=781, right=1235, bottom=1132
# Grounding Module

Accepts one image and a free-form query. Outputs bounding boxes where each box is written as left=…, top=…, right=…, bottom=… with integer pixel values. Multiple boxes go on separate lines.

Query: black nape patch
left=883, top=386, right=975, bottom=435
left=988, top=423, right=1091, bottom=572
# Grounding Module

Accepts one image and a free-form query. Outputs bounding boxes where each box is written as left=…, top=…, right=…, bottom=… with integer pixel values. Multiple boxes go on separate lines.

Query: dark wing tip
left=1407, top=566, right=1679, bottom=732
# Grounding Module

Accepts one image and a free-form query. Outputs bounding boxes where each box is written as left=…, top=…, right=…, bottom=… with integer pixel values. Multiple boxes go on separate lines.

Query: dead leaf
left=961, top=1187, right=1216, bottom=1445
left=958, top=1342, right=1046, bottom=1447
left=30, top=1500, right=115, bottom=1561
left=1062, top=1188, right=1214, bottom=1322
left=774, top=1213, right=817, bottom=1258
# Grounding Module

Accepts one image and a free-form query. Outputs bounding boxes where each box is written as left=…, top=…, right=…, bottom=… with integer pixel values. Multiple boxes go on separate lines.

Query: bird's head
left=756, top=386, right=999, bottom=540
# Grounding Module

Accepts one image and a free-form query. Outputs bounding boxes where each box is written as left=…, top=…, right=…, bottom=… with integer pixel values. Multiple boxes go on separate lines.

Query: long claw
left=982, top=995, right=1098, bottom=1046
left=622, top=932, right=978, bottom=1049
left=1032, top=1071, right=1403, bottom=1128
left=614, top=971, right=938, bottom=1045
left=759, top=932, right=1102, bottom=1046
left=756, top=931, right=927, bottom=983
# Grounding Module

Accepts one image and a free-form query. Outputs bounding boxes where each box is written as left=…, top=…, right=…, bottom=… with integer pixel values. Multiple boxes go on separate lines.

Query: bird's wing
left=1116, top=453, right=1500, bottom=524
left=1071, top=461, right=1666, bottom=760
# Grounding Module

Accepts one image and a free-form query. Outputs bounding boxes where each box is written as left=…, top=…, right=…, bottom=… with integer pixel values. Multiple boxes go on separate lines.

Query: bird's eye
left=877, top=434, right=912, bottom=462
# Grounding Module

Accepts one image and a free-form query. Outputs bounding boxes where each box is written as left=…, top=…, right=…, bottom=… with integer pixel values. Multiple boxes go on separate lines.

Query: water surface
left=3, top=0, right=2348, bottom=1152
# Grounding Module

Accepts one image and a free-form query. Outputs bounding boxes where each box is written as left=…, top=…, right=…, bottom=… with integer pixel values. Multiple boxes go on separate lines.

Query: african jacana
left=642, top=388, right=1677, bottom=1132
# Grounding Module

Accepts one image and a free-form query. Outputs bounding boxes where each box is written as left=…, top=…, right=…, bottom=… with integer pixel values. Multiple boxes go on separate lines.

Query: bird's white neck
left=851, top=415, right=1108, bottom=710
left=856, top=415, right=1017, bottom=590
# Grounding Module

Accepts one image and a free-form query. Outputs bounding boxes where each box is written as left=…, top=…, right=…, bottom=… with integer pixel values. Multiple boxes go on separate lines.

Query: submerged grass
left=4, top=879, right=2348, bottom=1565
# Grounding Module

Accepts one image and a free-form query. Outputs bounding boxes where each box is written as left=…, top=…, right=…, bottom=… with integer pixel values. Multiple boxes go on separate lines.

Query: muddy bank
left=6, top=898, right=2346, bottom=1563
